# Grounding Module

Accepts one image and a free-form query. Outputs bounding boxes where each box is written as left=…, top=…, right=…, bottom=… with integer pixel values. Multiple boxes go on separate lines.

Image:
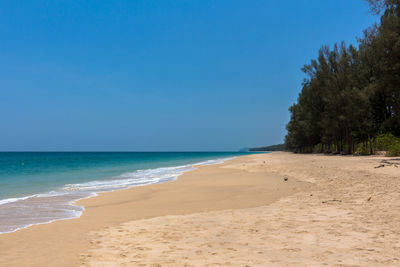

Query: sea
left=0, top=152, right=254, bottom=234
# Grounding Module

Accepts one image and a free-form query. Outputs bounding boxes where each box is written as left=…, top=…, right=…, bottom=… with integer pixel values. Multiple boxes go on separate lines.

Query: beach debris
left=310, top=194, right=313, bottom=196
left=367, top=196, right=372, bottom=201
left=284, top=177, right=288, bottom=181
left=322, top=199, right=342, bottom=204
left=375, top=159, right=399, bottom=168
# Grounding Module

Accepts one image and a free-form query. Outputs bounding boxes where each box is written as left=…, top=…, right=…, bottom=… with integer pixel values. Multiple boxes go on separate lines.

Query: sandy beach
left=1, top=152, right=400, bottom=266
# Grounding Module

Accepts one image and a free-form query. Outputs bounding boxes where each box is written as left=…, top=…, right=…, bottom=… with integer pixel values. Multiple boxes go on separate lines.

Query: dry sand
left=1, top=152, right=400, bottom=266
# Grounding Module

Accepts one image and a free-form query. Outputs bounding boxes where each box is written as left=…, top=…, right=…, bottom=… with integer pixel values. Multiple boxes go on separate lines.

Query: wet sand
left=83, top=152, right=400, bottom=266
left=0, top=153, right=306, bottom=266
left=2, top=152, right=400, bottom=266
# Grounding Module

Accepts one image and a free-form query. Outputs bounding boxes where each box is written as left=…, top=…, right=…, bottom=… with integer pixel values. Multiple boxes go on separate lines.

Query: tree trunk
left=368, top=134, right=373, bottom=155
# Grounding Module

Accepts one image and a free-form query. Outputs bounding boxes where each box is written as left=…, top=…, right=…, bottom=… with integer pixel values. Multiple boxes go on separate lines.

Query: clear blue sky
left=0, top=0, right=377, bottom=151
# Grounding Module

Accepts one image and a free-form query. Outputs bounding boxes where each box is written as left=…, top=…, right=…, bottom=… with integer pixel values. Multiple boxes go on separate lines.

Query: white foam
left=0, top=194, right=38, bottom=206
left=0, top=156, right=234, bottom=234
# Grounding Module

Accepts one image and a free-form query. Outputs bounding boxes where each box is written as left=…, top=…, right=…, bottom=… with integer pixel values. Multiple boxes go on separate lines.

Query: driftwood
left=322, top=199, right=342, bottom=204
left=375, top=159, right=399, bottom=168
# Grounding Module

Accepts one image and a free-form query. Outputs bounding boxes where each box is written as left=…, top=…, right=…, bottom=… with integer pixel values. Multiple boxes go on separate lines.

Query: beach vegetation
left=374, top=133, right=400, bottom=156
left=249, top=144, right=286, bottom=151
left=285, top=0, right=400, bottom=156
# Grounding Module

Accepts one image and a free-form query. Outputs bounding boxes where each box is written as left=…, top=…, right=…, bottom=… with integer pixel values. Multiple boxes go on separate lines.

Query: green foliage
left=364, top=0, right=398, bottom=14
left=374, top=133, right=400, bottom=156
left=313, top=143, right=323, bottom=153
left=388, top=143, right=400, bottom=156
left=285, top=1, right=400, bottom=155
left=374, top=133, right=397, bottom=150
left=355, top=143, right=372, bottom=155
left=249, top=144, right=286, bottom=151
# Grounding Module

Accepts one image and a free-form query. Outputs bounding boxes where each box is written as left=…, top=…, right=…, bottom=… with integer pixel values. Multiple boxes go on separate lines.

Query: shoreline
left=0, top=155, right=237, bottom=234
left=2, top=152, right=399, bottom=266
left=0, top=153, right=307, bottom=266
left=82, top=152, right=400, bottom=266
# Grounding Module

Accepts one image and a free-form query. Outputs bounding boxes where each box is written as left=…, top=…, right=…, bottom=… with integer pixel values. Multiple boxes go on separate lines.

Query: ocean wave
left=0, top=156, right=233, bottom=234
left=63, top=164, right=194, bottom=192
left=0, top=194, right=38, bottom=206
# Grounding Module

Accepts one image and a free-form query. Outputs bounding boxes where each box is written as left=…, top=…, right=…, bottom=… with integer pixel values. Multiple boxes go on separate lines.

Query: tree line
left=285, top=0, right=400, bottom=155
left=249, top=144, right=286, bottom=152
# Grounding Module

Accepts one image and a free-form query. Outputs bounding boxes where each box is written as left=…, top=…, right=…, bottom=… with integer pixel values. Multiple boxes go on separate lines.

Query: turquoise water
left=0, top=152, right=254, bottom=233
